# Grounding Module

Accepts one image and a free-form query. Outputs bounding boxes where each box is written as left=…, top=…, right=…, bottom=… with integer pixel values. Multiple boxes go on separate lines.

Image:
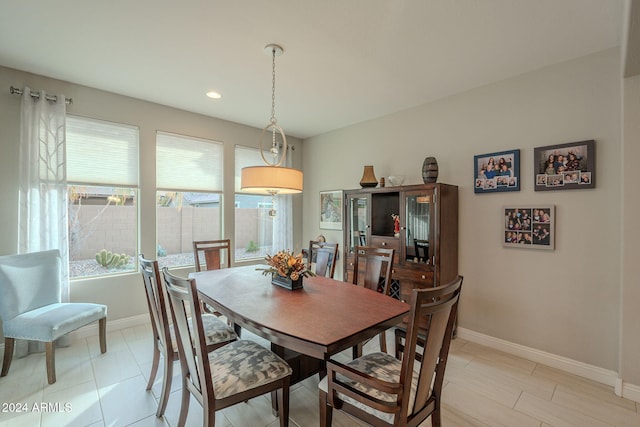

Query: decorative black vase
left=422, top=157, right=438, bottom=183
left=271, top=274, right=303, bottom=290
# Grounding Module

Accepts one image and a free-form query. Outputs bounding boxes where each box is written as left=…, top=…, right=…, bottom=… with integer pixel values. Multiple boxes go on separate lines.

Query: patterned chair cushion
left=319, top=351, right=420, bottom=424
left=208, top=340, right=292, bottom=399
left=169, top=314, right=237, bottom=352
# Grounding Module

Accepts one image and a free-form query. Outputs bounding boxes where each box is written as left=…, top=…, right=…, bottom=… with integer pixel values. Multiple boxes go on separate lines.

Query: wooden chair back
left=352, top=246, right=394, bottom=294
left=193, top=239, right=231, bottom=272
left=400, top=275, right=462, bottom=422
left=351, top=246, right=395, bottom=356
left=308, top=241, right=339, bottom=278
left=139, top=255, right=172, bottom=349
left=161, top=268, right=213, bottom=401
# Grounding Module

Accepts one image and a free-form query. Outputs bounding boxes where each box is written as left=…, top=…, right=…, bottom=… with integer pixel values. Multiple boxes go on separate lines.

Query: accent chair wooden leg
left=99, top=317, right=107, bottom=354
left=46, top=341, right=56, bottom=384
left=1, top=337, right=15, bottom=377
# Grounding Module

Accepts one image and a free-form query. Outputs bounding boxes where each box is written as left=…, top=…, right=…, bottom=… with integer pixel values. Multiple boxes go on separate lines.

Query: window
left=66, top=116, right=139, bottom=279
left=156, top=132, right=223, bottom=269
left=235, top=146, right=274, bottom=260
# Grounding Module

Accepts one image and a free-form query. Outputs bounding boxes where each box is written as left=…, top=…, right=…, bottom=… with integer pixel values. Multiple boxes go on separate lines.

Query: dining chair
left=319, top=275, right=463, bottom=427
left=308, top=240, right=339, bottom=278
left=138, top=255, right=237, bottom=417
left=0, top=249, right=107, bottom=384
left=161, top=268, right=292, bottom=427
left=351, top=246, right=395, bottom=358
left=193, top=239, right=231, bottom=272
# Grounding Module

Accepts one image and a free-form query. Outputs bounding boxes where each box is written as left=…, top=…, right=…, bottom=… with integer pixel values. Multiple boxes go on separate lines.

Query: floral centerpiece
left=259, top=249, right=315, bottom=290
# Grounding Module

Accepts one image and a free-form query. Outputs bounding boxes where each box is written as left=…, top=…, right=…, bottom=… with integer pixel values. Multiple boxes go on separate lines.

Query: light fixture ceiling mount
left=240, top=43, right=303, bottom=197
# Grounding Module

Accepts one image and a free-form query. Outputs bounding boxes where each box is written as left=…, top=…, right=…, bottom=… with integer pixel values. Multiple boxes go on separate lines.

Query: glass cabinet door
left=347, top=195, right=369, bottom=253
left=403, top=190, right=434, bottom=263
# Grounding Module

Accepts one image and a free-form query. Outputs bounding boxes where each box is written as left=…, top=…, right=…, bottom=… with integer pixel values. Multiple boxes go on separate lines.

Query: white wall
left=302, top=48, right=622, bottom=371
left=0, top=65, right=303, bottom=323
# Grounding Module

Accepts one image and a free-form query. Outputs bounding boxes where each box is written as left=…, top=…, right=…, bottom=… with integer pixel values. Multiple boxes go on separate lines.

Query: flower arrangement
left=260, top=249, right=315, bottom=281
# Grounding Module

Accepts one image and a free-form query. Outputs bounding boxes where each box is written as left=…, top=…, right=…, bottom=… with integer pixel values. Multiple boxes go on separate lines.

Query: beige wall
left=0, top=65, right=303, bottom=322
left=621, top=74, right=640, bottom=386
left=303, top=49, right=623, bottom=371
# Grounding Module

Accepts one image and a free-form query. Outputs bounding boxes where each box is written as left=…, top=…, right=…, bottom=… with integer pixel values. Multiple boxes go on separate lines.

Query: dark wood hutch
left=343, top=183, right=458, bottom=302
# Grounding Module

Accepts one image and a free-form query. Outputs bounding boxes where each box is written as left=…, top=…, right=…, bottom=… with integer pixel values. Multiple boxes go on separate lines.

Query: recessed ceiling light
left=206, top=91, right=222, bottom=99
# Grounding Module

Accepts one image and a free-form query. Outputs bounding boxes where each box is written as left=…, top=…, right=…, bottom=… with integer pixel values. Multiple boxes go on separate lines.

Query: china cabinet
left=343, top=183, right=458, bottom=301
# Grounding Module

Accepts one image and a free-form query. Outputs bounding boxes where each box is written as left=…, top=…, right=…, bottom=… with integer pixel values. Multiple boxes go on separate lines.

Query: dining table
left=190, top=265, right=410, bottom=385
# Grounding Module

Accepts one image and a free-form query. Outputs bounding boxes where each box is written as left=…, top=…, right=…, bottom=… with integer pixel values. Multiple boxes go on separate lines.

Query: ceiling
left=0, top=1, right=627, bottom=139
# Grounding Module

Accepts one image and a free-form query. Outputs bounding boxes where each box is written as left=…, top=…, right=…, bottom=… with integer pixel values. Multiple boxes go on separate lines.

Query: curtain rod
left=9, top=86, right=73, bottom=105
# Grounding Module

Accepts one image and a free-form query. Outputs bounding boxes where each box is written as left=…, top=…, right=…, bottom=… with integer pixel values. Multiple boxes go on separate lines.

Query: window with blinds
left=66, top=115, right=139, bottom=279
left=156, top=132, right=224, bottom=269
left=234, top=145, right=273, bottom=260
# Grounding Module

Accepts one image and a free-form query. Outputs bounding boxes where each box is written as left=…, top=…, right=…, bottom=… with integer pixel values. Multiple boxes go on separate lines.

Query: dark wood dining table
left=190, top=265, right=409, bottom=381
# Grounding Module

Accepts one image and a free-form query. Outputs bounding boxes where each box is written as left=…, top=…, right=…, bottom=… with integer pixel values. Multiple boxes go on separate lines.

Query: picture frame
left=534, top=139, right=595, bottom=191
left=474, top=149, right=520, bottom=193
left=503, top=205, right=555, bottom=250
left=320, top=190, right=343, bottom=230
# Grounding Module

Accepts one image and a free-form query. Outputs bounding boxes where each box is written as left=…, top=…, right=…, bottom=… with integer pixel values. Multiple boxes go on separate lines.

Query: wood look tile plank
left=442, top=381, right=542, bottom=426
left=445, top=362, right=523, bottom=408
left=515, top=391, right=613, bottom=427
left=533, top=364, right=637, bottom=412
left=461, top=341, right=537, bottom=374
left=551, top=387, right=640, bottom=426
left=460, top=358, right=556, bottom=401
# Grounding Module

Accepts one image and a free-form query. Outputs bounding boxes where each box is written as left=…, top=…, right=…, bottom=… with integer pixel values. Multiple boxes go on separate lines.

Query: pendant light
left=241, top=44, right=303, bottom=195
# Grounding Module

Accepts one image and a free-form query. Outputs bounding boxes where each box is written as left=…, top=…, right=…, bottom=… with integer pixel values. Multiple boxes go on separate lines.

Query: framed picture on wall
left=320, top=190, right=343, bottom=230
left=474, top=149, right=520, bottom=193
left=503, top=205, right=555, bottom=250
left=534, top=139, right=595, bottom=191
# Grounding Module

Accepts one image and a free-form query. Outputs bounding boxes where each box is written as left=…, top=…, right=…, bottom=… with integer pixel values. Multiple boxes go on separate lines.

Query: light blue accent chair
left=0, top=249, right=107, bottom=384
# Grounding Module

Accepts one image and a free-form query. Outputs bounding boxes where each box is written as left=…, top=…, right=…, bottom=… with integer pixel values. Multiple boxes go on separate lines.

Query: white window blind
left=157, top=132, right=223, bottom=192
left=234, top=145, right=270, bottom=193
left=66, top=116, right=139, bottom=186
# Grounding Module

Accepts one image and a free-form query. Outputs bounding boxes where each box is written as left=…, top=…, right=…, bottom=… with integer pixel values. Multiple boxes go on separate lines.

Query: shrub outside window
left=66, top=116, right=139, bottom=279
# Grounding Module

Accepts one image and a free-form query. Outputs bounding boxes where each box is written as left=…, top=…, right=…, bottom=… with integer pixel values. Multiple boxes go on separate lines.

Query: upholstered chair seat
left=3, top=303, right=106, bottom=342
left=207, top=339, right=292, bottom=399
left=168, top=314, right=238, bottom=353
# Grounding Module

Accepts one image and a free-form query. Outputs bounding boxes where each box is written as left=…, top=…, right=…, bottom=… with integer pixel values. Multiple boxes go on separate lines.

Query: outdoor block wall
left=70, top=205, right=272, bottom=260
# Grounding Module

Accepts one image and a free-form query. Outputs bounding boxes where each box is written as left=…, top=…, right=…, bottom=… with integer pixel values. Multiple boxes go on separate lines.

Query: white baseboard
left=620, top=381, right=640, bottom=403
left=456, top=327, right=619, bottom=387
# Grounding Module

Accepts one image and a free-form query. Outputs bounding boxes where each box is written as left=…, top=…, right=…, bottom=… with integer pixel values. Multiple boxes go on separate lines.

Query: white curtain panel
left=17, top=87, right=70, bottom=354
left=272, top=147, right=294, bottom=252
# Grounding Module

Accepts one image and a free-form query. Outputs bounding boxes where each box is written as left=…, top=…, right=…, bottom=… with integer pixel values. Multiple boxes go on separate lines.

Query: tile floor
left=0, top=323, right=638, bottom=426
